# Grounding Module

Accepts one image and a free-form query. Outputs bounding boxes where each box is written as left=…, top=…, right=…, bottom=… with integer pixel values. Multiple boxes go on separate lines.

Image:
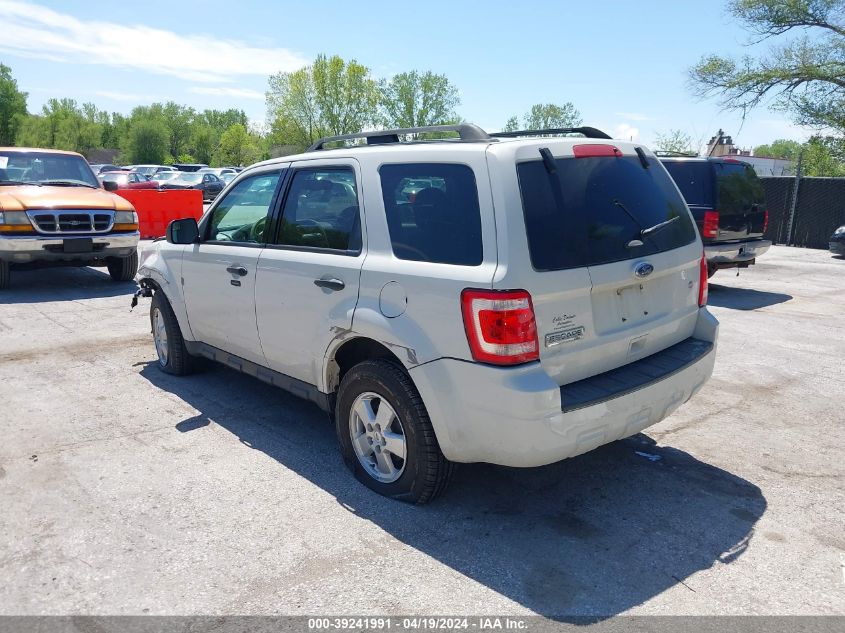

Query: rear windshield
left=518, top=155, right=697, bottom=271
left=714, top=162, right=765, bottom=213
left=661, top=161, right=715, bottom=207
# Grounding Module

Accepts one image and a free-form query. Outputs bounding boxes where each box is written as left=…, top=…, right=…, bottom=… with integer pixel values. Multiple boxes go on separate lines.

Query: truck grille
left=27, top=210, right=114, bottom=235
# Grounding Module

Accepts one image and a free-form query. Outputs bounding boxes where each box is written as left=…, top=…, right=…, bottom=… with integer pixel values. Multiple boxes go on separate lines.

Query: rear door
left=714, top=161, right=766, bottom=241
left=254, top=159, right=365, bottom=386
left=513, top=145, right=702, bottom=385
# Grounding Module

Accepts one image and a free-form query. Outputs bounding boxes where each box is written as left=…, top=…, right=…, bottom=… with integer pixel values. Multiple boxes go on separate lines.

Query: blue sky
left=0, top=0, right=815, bottom=150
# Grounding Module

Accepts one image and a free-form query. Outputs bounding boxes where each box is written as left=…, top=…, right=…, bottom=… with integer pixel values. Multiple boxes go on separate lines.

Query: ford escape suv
left=135, top=124, right=718, bottom=503
left=0, top=147, right=140, bottom=289
left=659, top=155, right=770, bottom=278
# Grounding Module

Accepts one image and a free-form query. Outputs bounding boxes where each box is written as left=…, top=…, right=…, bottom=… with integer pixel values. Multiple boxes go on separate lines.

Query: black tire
left=0, top=260, right=9, bottom=290
left=150, top=291, right=195, bottom=375
left=335, top=359, right=454, bottom=504
left=107, top=250, right=139, bottom=282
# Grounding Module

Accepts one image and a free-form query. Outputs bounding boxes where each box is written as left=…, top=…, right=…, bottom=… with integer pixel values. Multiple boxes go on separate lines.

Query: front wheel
left=335, top=359, right=453, bottom=504
left=150, top=292, right=195, bottom=375
left=107, top=251, right=138, bottom=282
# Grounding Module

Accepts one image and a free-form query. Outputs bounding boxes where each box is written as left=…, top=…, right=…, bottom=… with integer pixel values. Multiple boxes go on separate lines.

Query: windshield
left=152, top=172, right=179, bottom=182
left=174, top=173, right=202, bottom=185
left=0, top=151, right=100, bottom=187
left=518, top=155, right=697, bottom=271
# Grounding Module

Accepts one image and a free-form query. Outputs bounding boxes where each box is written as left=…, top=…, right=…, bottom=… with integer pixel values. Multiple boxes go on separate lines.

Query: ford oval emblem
left=634, top=262, right=654, bottom=278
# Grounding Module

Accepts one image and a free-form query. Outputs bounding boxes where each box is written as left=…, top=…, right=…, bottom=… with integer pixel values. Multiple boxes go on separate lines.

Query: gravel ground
left=0, top=245, right=842, bottom=618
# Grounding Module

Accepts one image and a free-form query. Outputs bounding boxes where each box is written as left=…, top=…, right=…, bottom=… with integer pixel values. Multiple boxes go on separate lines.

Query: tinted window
left=276, top=168, right=361, bottom=253
left=518, top=156, right=697, bottom=271
left=661, top=161, right=715, bottom=207
left=379, top=163, right=482, bottom=266
left=208, top=172, right=282, bottom=243
left=715, top=162, right=764, bottom=214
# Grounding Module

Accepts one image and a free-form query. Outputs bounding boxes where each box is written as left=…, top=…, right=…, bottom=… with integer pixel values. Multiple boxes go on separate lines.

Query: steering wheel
left=250, top=216, right=268, bottom=242
left=295, top=218, right=330, bottom=248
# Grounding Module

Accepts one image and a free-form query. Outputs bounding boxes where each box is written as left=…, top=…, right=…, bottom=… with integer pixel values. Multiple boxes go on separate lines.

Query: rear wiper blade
left=640, top=215, right=679, bottom=238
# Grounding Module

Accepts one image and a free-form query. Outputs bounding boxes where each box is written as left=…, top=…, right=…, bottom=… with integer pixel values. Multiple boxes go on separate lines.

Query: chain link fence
left=760, top=176, right=845, bottom=248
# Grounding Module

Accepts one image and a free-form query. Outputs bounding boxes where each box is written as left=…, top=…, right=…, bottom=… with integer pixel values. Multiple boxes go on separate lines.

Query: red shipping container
left=115, top=189, right=204, bottom=239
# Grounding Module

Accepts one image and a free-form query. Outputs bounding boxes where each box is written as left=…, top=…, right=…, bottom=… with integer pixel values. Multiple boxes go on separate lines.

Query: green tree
left=161, top=101, right=195, bottom=159
left=379, top=70, right=460, bottom=129
left=191, top=125, right=217, bottom=165
left=753, top=138, right=803, bottom=159
left=123, top=118, right=169, bottom=164
left=214, top=124, right=259, bottom=167
left=523, top=102, right=582, bottom=129
left=802, top=136, right=845, bottom=175
left=267, top=54, right=379, bottom=151
left=502, top=116, right=520, bottom=132
left=654, top=129, right=696, bottom=154
left=0, top=63, right=28, bottom=146
left=690, top=0, right=845, bottom=132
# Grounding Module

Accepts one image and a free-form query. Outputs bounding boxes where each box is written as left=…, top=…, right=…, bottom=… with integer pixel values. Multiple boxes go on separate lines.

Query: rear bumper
left=0, top=233, right=139, bottom=263
left=410, top=309, right=719, bottom=467
left=705, top=239, right=771, bottom=265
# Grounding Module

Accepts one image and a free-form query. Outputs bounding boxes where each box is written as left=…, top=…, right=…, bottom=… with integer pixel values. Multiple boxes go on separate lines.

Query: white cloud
left=189, top=86, right=265, bottom=100
left=0, top=0, right=308, bottom=83
left=614, top=112, right=651, bottom=122
left=613, top=123, right=640, bottom=141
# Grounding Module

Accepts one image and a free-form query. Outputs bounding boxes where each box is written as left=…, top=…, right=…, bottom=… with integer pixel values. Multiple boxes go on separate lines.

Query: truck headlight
left=113, top=210, right=139, bottom=231
left=114, top=211, right=138, bottom=224
left=0, top=211, right=34, bottom=233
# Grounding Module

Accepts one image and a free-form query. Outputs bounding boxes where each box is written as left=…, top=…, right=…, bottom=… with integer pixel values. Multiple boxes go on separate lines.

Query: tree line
left=2, top=55, right=585, bottom=165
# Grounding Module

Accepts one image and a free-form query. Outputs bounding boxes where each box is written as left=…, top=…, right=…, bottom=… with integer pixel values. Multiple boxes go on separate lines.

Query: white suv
left=135, top=124, right=718, bottom=503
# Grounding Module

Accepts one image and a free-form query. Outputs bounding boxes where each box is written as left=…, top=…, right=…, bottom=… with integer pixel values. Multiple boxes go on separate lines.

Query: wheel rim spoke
left=352, top=431, right=373, bottom=457
left=374, top=447, right=397, bottom=478
left=382, top=431, right=406, bottom=461
left=348, top=392, right=406, bottom=484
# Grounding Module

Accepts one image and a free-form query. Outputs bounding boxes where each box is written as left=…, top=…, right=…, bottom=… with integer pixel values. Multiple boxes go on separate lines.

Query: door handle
left=314, top=277, right=345, bottom=291
left=226, top=265, right=248, bottom=277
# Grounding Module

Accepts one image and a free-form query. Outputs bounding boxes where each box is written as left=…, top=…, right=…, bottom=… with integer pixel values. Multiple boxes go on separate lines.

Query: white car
left=135, top=124, right=718, bottom=503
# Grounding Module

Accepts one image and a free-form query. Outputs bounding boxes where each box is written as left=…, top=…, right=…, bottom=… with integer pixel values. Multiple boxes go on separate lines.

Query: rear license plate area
left=63, top=238, right=93, bottom=253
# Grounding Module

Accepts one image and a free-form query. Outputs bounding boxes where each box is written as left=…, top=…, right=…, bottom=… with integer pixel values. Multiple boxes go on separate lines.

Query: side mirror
left=166, top=217, right=200, bottom=244
left=102, top=180, right=119, bottom=192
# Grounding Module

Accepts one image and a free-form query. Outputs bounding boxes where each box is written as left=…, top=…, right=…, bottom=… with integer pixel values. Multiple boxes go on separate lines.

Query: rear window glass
left=518, top=155, right=697, bottom=271
left=715, top=162, right=765, bottom=214
left=661, top=160, right=714, bottom=207
left=379, top=163, right=482, bottom=266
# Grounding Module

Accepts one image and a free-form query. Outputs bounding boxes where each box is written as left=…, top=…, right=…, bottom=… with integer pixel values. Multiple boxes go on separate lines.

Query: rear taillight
left=763, top=209, right=769, bottom=234
left=702, top=210, right=720, bottom=239
left=698, top=254, right=708, bottom=307
left=461, top=289, right=539, bottom=365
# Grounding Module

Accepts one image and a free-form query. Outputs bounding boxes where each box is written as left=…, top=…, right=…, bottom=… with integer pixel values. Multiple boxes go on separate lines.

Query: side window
left=378, top=163, right=482, bottom=266
left=207, top=171, right=282, bottom=243
left=275, top=167, right=361, bottom=253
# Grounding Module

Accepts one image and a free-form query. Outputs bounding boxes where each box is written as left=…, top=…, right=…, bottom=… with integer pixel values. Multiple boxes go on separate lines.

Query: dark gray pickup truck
left=660, top=156, right=771, bottom=278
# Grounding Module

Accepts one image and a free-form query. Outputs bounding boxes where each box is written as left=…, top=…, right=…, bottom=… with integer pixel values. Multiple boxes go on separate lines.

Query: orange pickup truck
left=0, top=147, right=140, bottom=289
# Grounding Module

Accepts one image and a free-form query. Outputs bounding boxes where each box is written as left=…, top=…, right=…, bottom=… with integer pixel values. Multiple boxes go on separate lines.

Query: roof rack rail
left=307, top=124, right=491, bottom=152
left=489, top=126, right=612, bottom=140
left=653, top=150, right=699, bottom=157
